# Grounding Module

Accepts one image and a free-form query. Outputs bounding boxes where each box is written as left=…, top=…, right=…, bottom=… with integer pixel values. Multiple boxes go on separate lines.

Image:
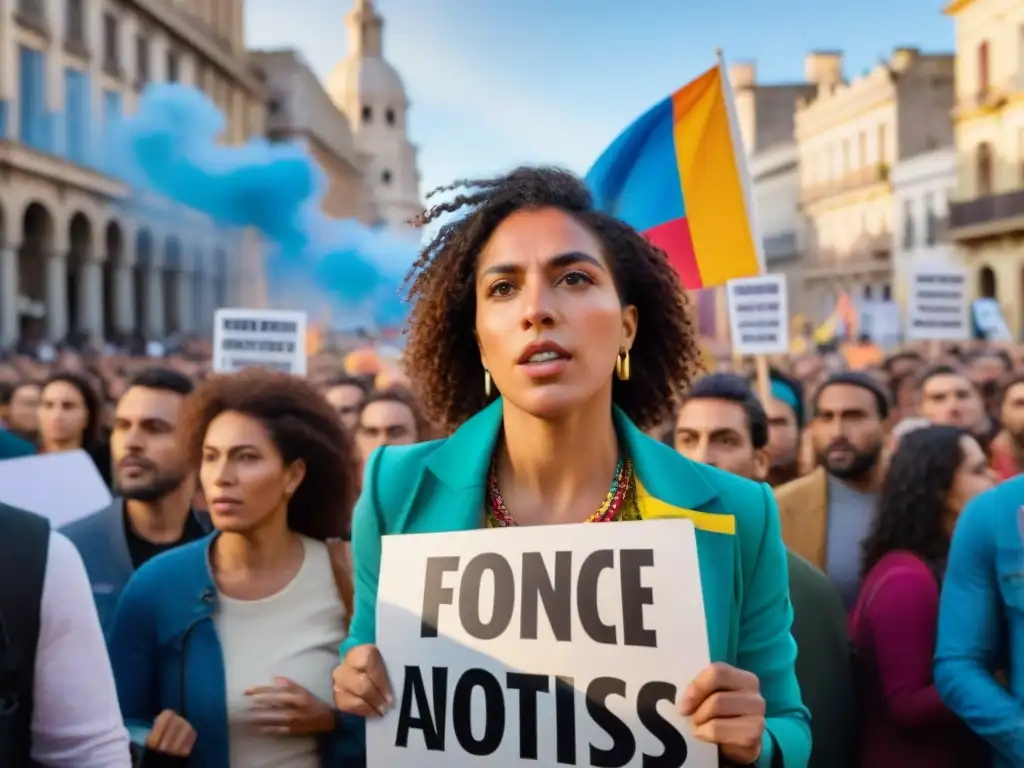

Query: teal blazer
left=343, top=399, right=810, bottom=767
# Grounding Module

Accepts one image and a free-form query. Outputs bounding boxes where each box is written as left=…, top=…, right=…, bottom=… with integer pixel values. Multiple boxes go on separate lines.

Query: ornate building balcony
left=948, top=187, right=1024, bottom=241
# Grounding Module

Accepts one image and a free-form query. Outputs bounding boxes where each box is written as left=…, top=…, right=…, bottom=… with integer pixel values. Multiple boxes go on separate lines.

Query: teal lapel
left=419, top=399, right=505, bottom=532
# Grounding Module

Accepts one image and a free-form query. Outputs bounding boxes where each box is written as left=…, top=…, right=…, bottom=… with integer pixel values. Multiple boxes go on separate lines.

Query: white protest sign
left=726, top=274, right=789, bottom=355
left=369, top=520, right=715, bottom=768
left=0, top=450, right=111, bottom=527
left=212, top=308, right=307, bottom=375
left=906, top=266, right=969, bottom=341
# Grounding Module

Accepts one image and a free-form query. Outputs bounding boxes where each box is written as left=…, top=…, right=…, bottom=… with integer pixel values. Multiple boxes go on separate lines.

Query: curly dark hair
left=177, top=369, right=358, bottom=541
left=861, top=425, right=968, bottom=578
left=40, top=371, right=103, bottom=447
left=403, top=166, right=700, bottom=431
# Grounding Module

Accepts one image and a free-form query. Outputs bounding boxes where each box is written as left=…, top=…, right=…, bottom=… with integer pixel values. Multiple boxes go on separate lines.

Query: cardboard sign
left=369, top=520, right=715, bottom=768
left=726, top=275, right=789, bottom=355
left=212, top=308, right=307, bottom=375
left=906, top=266, right=969, bottom=341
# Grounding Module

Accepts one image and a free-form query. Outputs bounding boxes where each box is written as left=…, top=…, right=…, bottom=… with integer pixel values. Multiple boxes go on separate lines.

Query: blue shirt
left=935, top=475, right=1024, bottom=767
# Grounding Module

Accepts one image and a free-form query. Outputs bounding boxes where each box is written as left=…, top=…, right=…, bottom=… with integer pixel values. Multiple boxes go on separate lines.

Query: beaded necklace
left=486, top=456, right=634, bottom=527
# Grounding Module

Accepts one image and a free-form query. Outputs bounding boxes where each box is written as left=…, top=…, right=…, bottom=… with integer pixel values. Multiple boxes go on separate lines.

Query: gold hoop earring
left=615, top=350, right=631, bottom=381
left=484, top=369, right=492, bottom=397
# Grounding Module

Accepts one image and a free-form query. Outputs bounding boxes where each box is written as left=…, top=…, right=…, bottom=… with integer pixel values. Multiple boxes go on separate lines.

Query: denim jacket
left=935, top=475, right=1024, bottom=768
left=107, top=533, right=365, bottom=767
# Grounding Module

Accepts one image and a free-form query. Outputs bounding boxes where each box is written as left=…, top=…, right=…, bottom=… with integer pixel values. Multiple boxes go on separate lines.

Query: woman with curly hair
left=332, top=166, right=810, bottom=766
left=851, top=425, right=994, bottom=767
left=108, top=370, right=364, bottom=767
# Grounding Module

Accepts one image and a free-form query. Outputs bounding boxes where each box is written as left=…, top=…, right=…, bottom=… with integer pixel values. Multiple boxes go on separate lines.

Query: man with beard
left=62, top=368, right=208, bottom=634
left=775, top=371, right=890, bottom=608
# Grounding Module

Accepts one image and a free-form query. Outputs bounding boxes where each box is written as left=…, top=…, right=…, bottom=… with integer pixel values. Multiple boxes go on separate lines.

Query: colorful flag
left=586, top=57, right=763, bottom=289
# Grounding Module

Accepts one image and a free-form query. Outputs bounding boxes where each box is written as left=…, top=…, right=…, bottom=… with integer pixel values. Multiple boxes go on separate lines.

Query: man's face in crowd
left=1001, top=382, right=1024, bottom=444
left=811, top=383, right=885, bottom=481
left=325, top=384, right=365, bottom=431
left=8, top=383, right=40, bottom=433
left=919, top=373, right=986, bottom=432
left=967, top=355, right=1006, bottom=410
left=764, top=397, right=800, bottom=471
left=111, top=386, right=188, bottom=501
left=356, top=399, right=418, bottom=464
left=674, top=398, right=768, bottom=481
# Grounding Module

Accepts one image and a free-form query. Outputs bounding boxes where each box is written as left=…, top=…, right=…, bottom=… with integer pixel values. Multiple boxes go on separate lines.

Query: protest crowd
left=0, top=164, right=1022, bottom=768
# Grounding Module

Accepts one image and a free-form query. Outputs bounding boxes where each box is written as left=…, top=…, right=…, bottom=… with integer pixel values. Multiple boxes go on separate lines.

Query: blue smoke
left=109, top=83, right=417, bottom=327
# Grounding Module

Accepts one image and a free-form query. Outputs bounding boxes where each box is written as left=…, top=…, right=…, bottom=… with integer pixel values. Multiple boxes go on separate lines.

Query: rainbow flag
left=586, top=57, right=763, bottom=290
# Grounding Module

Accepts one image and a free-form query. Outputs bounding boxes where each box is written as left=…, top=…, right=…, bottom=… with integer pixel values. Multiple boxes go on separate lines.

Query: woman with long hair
left=851, top=425, right=995, bottom=767
left=332, top=167, right=810, bottom=765
left=37, top=371, right=112, bottom=484
left=108, top=370, right=363, bottom=767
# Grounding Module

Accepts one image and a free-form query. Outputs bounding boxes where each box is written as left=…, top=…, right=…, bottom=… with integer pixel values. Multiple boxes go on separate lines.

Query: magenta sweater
left=849, top=551, right=988, bottom=768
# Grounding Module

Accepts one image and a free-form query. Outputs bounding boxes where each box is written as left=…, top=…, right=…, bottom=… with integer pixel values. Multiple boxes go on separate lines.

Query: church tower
left=326, top=0, right=422, bottom=230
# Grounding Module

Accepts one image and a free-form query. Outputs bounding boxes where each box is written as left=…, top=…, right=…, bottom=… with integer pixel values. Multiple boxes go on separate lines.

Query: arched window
left=381, top=169, right=392, bottom=185
left=361, top=105, right=372, bottom=123
left=385, top=107, right=395, bottom=126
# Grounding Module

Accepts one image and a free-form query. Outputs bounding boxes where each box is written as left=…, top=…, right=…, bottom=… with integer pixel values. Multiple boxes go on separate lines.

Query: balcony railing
left=948, top=187, right=1024, bottom=240
left=800, top=163, right=890, bottom=206
left=954, top=79, right=1018, bottom=116
left=15, top=0, right=49, bottom=37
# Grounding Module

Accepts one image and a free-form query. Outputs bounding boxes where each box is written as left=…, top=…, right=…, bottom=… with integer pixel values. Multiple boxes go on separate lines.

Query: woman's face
left=38, top=381, right=88, bottom=447
left=947, top=435, right=996, bottom=519
left=474, top=207, right=637, bottom=420
left=200, top=410, right=305, bottom=535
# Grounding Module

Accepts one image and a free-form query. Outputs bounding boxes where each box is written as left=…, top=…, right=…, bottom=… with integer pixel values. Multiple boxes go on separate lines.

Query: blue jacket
left=935, top=475, right=1024, bottom=767
left=0, top=429, right=34, bottom=460
left=61, top=499, right=211, bottom=636
left=344, top=399, right=810, bottom=767
left=108, top=534, right=365, bottom=767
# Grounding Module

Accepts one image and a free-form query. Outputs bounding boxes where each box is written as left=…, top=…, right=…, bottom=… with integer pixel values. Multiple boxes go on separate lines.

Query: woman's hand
left=145, top=709, right=197, bottom=757
left=246, top=677, right=336, bottom=735
left=680, top=662, right=766, bottom=765
left=332, top=643, right=393, bottom=717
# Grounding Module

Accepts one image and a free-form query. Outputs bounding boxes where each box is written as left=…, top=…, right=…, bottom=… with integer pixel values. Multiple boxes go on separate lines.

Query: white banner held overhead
left=368, top=520, right=715, bottom=768
left=906, top=266, right=969, bottom=341
left=726, top=274, right=789, bottom=355
left=212, top=308, right=307, bottom=375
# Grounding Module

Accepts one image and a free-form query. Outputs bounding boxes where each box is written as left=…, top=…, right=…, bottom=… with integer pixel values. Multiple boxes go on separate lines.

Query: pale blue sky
left=245, top=0, right=953, bottom=194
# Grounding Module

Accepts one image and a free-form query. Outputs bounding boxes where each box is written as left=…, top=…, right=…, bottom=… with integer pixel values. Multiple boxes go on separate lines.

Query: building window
left=267, top=97, right=282, bottom=116
left=901, top=200, right=914, bottom=249
left=977, top=40, right=990, bottom=98
left=103, top=12, right=120, bottom=76
left=924, top=193, right=938, bottom=246
left=362, top=105, right=372, bottom=123
left=385, top=107, right=395, bottom=126
left=64, top=0, right=86, bottom=50
left=166, top=49, right=179, bottom=82
left=877, top=124, right=887, bottom=164
left=381, top=169, right=392, bottom=185
left=102, top=89, right=122, bottom=127
left=135, top=34, right=150, bottom=89
left=976, top=142, right=993, bottom=195
left=882, top=284, right=892, bottom=302
left=64, top=68, right=89, bottom=162
left=18, top=45, right=47, bottom=150
left=863, top=285, right=873, bottom=300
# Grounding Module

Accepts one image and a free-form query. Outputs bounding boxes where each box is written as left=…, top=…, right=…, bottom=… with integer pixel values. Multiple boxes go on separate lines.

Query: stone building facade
left=0, top=0, right=267, bottom=347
